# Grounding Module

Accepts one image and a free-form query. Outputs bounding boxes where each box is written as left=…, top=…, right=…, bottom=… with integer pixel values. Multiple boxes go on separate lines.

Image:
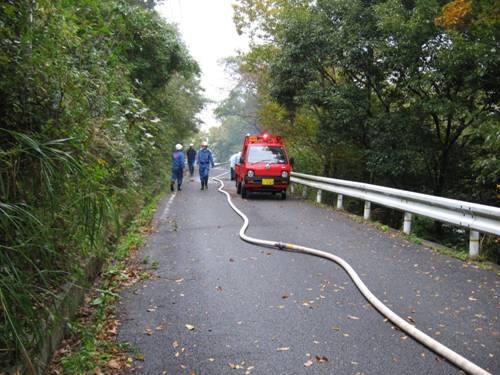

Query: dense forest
left=0, top=0, right=202, bottom=369
left=221, top=0, right=498, bottom=252
left=230, top=0, right=498, bottom=201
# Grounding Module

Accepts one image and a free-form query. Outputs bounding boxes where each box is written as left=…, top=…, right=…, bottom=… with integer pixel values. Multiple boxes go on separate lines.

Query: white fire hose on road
left=212, top=172, right=490, bottom=375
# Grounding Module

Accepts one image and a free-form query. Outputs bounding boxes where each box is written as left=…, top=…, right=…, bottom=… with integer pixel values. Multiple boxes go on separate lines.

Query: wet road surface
left=117, top=168, right=499, bottom=374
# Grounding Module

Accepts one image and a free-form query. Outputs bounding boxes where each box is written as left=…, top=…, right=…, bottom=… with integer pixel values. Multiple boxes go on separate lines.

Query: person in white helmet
left=186, top=143, right=196, bottom=177
left=197, top=141, right=214, bottom=190
left=171, top=143, right=185, bottom=191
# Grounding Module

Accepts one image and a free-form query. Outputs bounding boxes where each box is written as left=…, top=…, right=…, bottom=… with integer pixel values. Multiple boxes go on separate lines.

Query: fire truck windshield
left=248, top=145, right=287, bottom=164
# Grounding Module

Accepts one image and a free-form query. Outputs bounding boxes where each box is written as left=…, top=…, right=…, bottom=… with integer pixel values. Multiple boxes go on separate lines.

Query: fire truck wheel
left=241, top=186, right=248, bottom=198
left=281, top=189, right=287, bottom=200
left=237, top=182, right=242, bottom=194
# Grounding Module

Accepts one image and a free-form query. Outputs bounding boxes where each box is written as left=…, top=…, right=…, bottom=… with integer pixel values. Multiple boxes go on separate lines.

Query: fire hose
left=212, top=172, right=490, bottom=375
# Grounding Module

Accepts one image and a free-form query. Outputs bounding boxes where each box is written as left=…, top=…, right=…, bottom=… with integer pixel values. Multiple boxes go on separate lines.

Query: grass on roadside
left=49, top=192, right=165, bottom=374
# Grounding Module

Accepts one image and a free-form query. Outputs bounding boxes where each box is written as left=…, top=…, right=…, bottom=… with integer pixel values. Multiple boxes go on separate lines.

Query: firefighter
left=197, top=141, right=214, bottom=190
left=171, top=143, right=185, bottom=192
left=186, top=143, right=196, bottom=177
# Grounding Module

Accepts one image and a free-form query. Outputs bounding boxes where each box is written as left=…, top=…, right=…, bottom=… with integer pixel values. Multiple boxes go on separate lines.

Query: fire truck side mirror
left=239, top=157, right=244, bottom=164
left=289, top=157, right=295, bottom=167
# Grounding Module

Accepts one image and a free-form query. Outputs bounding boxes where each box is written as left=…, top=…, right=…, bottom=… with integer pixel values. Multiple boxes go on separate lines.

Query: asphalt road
left=117, top=167, right=499, bottom=375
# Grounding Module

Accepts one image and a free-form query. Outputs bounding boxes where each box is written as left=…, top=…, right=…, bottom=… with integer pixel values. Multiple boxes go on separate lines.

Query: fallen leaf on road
left=136, top=353, right=145, bottom=361
left=277, top=347, right=290, bottom=351
left=304, top=359, right=314, bottom=367
left=145, top=328, right=153, bottom=336
left=172, top=340, right=179, bottom=348
left=316, top=355, right=328, bottom=363
left=185, top=324, right=195, bottom=331
left=229, top=363, right=243, bottom=369
left=406, top=316, right=416, bottom=323
left=348, top=315, right=360, bottom=320
left=208, top=358, right=215, bottom=362
left=107, top=359, right=121, bottom=369
left=175, top=278, right=184, bottom=283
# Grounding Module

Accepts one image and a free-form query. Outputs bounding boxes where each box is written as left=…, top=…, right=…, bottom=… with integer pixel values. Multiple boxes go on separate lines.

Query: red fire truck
left=234, top=133, right=292, bottom=199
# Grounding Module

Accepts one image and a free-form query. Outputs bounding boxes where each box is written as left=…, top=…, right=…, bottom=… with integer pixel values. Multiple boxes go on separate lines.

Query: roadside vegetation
left=0, top=0, right=203, bottom=370
left=49, top=194, right=162, bottom=374
left=220, top=0, right=498, bottom=261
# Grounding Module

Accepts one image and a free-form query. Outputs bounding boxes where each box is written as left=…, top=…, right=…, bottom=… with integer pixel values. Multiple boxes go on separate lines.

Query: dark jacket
left=187, top=148, right=196, bottom=163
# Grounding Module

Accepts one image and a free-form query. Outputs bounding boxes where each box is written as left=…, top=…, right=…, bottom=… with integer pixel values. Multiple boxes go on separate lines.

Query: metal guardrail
left=290, top=172, right=500, bottom=257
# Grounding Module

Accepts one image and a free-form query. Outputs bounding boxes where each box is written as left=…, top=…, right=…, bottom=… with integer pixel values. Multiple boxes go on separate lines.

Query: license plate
left=262, top=178, right=274, bottom=185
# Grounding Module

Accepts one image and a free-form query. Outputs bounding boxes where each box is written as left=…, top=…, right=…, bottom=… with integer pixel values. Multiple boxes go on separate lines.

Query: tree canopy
left=232, top=0, right=499, bottom=203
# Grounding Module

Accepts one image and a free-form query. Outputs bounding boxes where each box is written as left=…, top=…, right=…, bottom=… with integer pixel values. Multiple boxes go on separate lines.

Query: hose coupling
left=276, top=242, right=286, bottom=250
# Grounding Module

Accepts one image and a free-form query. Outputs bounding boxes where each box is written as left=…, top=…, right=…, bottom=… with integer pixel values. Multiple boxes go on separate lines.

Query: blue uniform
left=197, top=147, right=214, bottom=189
left=171, top=150, right=185, bottom=187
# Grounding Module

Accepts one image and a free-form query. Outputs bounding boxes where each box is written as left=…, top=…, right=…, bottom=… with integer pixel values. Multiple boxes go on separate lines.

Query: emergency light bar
left=246, top=134, right=282, bottom=144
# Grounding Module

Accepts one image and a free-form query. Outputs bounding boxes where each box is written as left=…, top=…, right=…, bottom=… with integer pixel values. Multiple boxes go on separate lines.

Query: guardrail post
left=316, top=189, right=322, bottom=204
left=469, top=230, right=480, bottom=258
left=302, top=186, right=308, bottom=199
left=290, top=183, right=295, bottom=195
left=403, top=212, right=412, bottom=234
left=364, top=201, right=371, bottom=220
left=337, top=194, right=343, bottom=209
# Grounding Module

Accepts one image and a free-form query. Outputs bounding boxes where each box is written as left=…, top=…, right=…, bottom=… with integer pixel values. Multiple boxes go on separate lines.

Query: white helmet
left=201, top=141, right=208, bottom=147
left=175, top=143, right=183, bottom=150
left=189, top=143, right=194, bottom=147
